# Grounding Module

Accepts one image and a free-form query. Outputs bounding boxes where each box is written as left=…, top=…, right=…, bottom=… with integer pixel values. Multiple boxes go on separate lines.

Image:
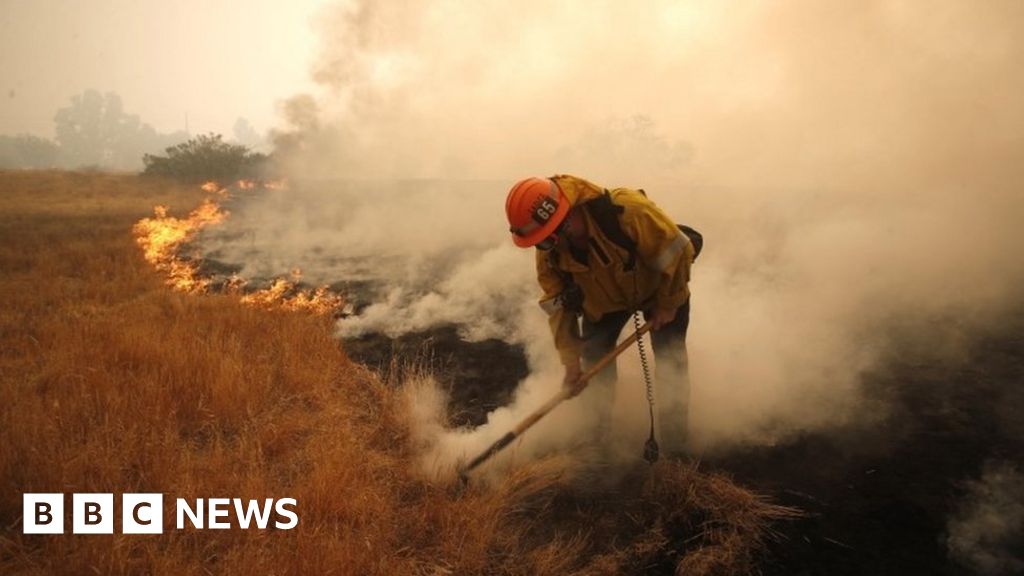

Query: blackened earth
left=342, top=310, right=1024, bottom=574
left=342, top=324, right=529, bottom=427
left=705, top=311, right=1024, bottom=575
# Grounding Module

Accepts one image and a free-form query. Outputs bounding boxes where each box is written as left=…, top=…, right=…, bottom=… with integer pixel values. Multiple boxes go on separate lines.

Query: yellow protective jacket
left=536, top=174, right=695, bottom=366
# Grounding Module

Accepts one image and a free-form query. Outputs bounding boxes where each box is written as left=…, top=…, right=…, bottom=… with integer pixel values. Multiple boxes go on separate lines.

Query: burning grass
left=133, top=198, right=227, bottom=293
left=0, top=171, right=795, bottom=575
left=132, top=179, right=343, bottom=314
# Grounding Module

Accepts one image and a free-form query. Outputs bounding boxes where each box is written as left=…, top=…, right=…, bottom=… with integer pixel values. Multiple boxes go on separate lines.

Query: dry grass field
left=0, top=171, right=792, bottom=575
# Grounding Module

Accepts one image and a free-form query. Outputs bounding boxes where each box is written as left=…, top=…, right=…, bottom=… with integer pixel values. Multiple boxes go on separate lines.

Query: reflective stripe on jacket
left=536, top=174, right=694, bottom=365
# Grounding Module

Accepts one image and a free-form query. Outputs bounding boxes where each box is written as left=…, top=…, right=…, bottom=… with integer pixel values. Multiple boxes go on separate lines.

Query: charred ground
left=344, top=308, right=1024, bottom=574
left=343, top=324, right=528, bottom=427
left=708, top=311, right=1024, bottom=575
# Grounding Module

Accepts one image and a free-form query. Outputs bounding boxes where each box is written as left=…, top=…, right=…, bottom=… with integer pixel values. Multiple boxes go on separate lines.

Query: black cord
left=634, top=307, right=659, bottom=464
left=628, top=219, right=658, bottom=464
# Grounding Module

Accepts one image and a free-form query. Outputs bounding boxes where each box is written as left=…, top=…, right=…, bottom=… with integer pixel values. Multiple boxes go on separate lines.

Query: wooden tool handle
left=460, top=321, right=653, bottom=476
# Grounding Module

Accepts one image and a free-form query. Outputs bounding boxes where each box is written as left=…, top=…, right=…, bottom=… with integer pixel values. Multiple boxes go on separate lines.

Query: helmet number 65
left=534, top=198, right=557, bottom=222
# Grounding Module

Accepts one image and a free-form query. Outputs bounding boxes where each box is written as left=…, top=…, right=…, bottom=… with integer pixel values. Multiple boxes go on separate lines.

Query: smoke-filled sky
left=0, top=0, right=326, bottom=138
left=268, top=0, right=1024, bottom=188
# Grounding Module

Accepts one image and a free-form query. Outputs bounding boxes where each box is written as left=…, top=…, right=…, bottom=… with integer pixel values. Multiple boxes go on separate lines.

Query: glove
left=562, top=362, right=586, bottom=397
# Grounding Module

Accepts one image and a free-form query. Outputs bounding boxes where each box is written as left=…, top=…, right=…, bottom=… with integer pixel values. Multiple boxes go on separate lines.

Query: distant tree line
left=0, top=90, right=269, bottom=182
left=0, top=134, right=60, bottom=169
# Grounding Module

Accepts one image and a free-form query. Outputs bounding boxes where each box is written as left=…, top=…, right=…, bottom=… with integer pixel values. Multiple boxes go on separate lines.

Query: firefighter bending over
left=504, top=174, right=698, bottom=453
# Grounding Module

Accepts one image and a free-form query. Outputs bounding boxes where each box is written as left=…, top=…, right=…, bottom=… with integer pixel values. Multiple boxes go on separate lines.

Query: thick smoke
left=198, top=0, right=1024, bottom=468
left=947, top=461, right=1024, bottom=575
left=200, top=180, right=533, bottom=340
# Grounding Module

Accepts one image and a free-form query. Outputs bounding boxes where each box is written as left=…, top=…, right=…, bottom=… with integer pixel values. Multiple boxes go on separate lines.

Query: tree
left=53, top=90, right=182, bottom=170
left=233, top=117, right=264, bottom=150
left=142, top=133, right=268, bottom=183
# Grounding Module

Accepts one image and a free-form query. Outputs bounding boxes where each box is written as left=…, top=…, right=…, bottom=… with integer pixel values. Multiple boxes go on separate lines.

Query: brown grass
left=0, top=170, right=796, bottom=575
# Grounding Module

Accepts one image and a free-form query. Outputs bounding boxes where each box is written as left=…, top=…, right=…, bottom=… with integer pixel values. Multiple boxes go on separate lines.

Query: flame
left=133, top=199, right=227, bottom=293
left=239, top=279, right=344, bottom=315
left=134, top=180, right=343, bottom=316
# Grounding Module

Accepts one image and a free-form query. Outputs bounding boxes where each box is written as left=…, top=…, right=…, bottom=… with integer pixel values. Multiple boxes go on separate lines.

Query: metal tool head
left=643, top=437, right=660, bottom=464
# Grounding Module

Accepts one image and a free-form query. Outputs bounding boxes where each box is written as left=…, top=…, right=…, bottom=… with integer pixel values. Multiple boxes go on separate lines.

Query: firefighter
left=505, top=174, right=696, bottom=453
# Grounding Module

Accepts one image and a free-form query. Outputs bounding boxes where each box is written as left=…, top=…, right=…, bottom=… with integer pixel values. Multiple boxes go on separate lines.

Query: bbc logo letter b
left=73, top=493, right=114, bottom=534
left=23, top=494, right=64, bottom=534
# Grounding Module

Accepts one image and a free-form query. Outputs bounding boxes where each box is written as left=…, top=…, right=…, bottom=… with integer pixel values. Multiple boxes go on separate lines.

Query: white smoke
left=335, top=242, right=536, bottom=341
left=947, top=461, right=1024, bottom=575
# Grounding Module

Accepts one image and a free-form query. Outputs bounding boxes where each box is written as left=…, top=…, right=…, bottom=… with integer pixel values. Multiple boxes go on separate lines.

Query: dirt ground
left=345, top=309, right=1024, bottom=574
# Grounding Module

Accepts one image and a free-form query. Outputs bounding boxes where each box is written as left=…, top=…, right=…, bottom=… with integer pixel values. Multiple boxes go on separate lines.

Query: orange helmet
left=505, top=177, right=570, bottom=248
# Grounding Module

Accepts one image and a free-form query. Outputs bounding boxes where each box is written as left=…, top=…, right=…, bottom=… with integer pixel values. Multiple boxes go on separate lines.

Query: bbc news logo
left=23, top=493, right=298, bottom=534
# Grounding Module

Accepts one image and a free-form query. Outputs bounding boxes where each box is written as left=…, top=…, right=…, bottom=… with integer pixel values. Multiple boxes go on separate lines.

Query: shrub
left=142, top=133, right=268, bottom=183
